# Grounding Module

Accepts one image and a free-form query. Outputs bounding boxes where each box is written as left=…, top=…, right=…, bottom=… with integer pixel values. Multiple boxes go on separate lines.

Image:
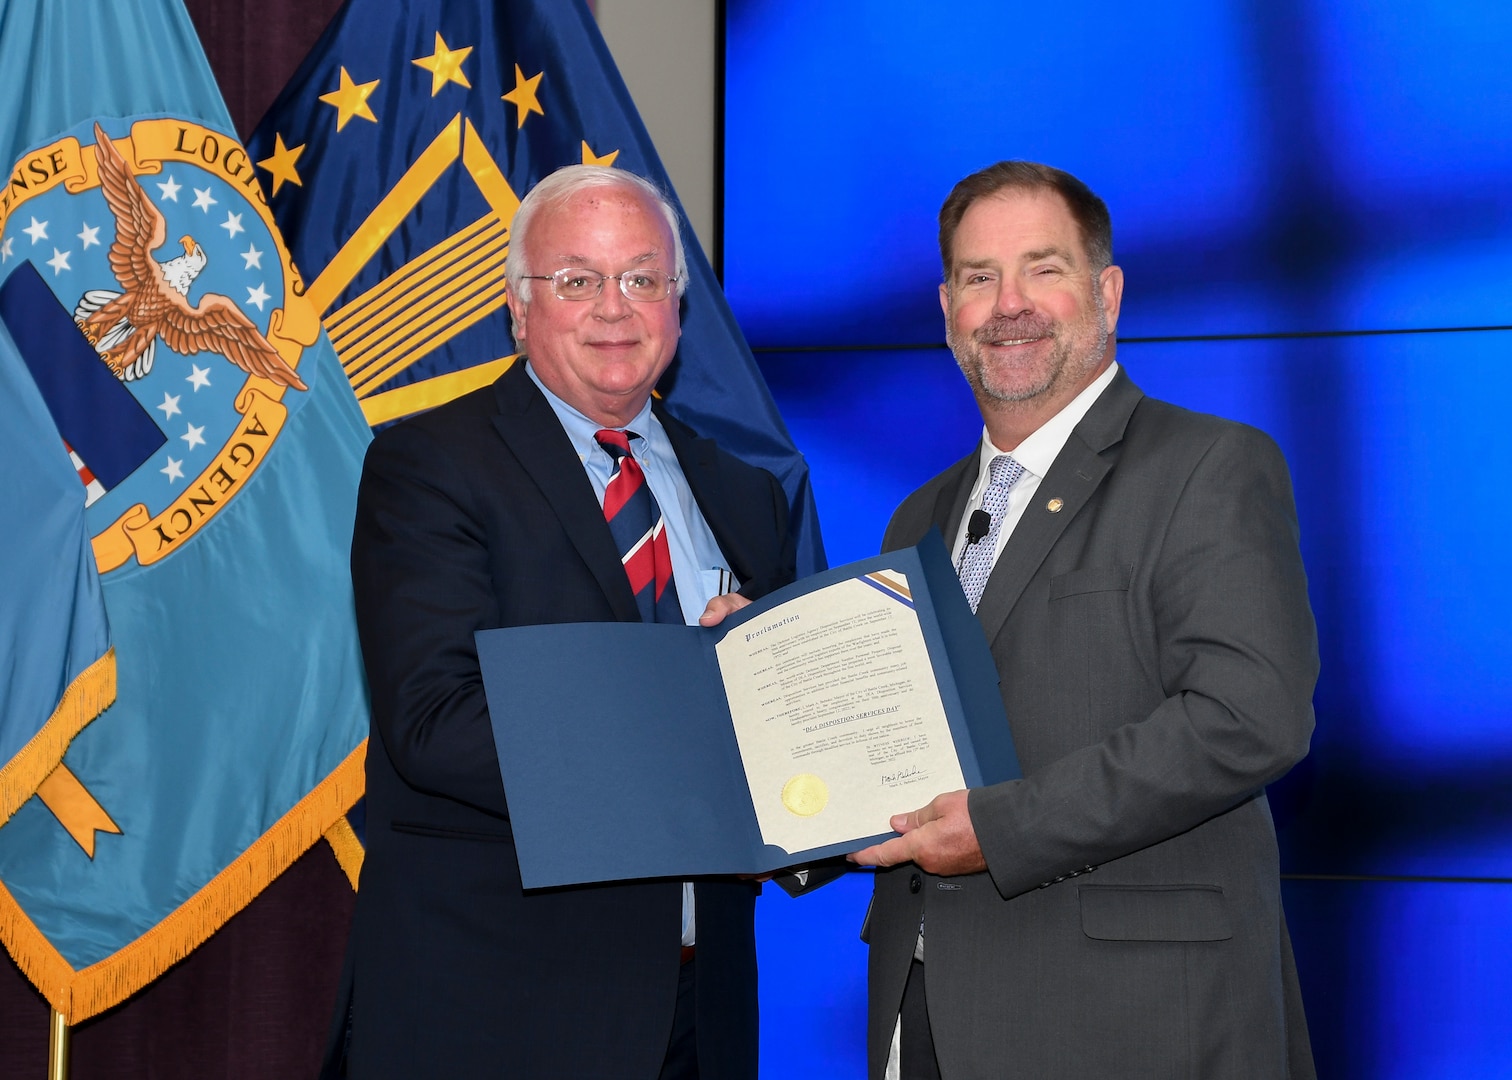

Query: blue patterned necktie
left=956, top=454, right=1025, bottom=613
left=595, top=429, right=683, bottom=623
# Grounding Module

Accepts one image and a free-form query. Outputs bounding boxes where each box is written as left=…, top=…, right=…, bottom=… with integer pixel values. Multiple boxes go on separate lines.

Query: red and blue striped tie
left=595, top=429, right=683, bottom=623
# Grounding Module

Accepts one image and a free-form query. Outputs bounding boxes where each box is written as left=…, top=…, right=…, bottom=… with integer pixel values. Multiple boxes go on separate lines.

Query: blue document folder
left=476, top=531, right=1020, bottom=889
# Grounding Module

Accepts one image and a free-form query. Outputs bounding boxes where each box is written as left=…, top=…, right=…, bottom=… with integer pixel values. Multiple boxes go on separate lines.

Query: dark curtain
left=185, top=0, right=349, bottom=138
left=0, top=845, right=356, bottom=1079
left=0, top=4, right=357, bottom=1076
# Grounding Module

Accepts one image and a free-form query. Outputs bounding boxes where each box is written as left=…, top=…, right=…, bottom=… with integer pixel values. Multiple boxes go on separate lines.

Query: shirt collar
left=976, top=361, right=1120, bottom=479
left=525, top=361, right=656, bottom=459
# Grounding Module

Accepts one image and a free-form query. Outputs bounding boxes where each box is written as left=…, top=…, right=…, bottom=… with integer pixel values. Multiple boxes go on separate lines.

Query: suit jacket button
left=909, top=873, right=922, bottom=894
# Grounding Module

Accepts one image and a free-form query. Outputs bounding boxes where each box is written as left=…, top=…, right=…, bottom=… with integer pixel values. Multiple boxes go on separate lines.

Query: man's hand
left=699, top=592, right=751, bottom=626
left=847, top=790, right=986, bottom=876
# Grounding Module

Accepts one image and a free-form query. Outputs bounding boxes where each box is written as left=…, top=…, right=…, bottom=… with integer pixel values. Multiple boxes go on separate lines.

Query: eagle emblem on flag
left=0, top=117, right=327, bottom=571
left=74, top=124, right=305, bottom=391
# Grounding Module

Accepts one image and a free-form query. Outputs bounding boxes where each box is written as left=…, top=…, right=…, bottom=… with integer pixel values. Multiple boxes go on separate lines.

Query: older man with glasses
left=339, top=165, right=796, bottom=1080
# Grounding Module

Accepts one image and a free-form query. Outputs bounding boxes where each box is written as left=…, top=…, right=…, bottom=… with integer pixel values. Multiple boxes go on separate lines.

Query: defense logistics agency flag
left=246, top=0, right=824, bottom=578
left=0, top=1, right=370, bottom=1021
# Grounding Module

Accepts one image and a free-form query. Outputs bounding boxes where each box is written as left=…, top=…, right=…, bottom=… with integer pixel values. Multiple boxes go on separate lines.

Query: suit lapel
left=974, top=370, right=1144, bottom=643
left=488, top=362, right=641, bottom=622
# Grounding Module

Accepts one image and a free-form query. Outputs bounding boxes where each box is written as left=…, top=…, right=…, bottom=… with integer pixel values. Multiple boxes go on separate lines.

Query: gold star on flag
left=412, top=32, right=473, bottom=96
left=257, top=134, right=305, bottom=196
left=319, top=67, right=380, bottom=131
left=580, top=141, right=619, bottom=168
left=502, top=64, right=545, bottom=129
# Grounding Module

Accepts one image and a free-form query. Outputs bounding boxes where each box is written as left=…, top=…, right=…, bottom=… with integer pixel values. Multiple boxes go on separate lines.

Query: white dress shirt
left=949, top=361, right=1121, bottom=570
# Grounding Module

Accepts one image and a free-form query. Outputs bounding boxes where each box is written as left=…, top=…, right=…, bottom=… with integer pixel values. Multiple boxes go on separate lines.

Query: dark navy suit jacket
left=342, top=360, right=794, bottom=1078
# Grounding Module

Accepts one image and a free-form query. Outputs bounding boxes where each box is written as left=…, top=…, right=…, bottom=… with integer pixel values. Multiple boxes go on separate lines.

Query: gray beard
left=948, top=292, right=1109, bottom=405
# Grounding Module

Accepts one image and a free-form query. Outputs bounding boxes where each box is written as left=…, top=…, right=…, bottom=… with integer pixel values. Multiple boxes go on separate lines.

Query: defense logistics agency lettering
left=91, top=390, right=286, bottom=569
left=0, top=118, right=321, bottom=572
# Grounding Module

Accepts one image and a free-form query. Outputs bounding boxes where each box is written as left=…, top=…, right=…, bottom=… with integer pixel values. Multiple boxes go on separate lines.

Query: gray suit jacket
left=868, top=369, right=1318, bottom=1079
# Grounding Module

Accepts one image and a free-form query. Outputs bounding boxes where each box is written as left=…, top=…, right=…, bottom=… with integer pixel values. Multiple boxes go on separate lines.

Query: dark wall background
left=728, top=2, right=1512, bottom=1077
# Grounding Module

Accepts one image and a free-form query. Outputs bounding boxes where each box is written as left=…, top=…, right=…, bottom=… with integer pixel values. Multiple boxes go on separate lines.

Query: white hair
left=505, top=166, right=687, bottom=338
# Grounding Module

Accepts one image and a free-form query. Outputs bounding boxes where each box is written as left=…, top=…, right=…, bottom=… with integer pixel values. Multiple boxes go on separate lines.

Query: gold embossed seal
left=781, top=774, right=829, bottom=817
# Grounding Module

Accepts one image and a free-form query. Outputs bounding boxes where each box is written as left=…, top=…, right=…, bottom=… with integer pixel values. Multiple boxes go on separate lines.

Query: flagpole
left=48, top=1008, right=70, bottom=1080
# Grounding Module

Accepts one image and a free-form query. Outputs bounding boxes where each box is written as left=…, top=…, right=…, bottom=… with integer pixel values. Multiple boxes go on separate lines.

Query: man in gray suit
left=851, top=161, right=1318, bottom=1079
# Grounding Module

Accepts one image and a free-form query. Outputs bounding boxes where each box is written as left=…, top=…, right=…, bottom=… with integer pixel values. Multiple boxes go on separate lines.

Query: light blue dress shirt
left=525, top=365, right=736, bottom=622
left=526, top=362, right=736, bottom=946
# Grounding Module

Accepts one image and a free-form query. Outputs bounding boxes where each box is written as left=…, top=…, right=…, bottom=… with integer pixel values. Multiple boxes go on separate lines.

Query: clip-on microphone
left=957, top=509, right=992, bottom=572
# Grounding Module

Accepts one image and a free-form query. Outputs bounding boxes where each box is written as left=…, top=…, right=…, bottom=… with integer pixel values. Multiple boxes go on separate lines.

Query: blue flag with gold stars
left=0, top=0, right=370, bottom=1022
left=245, top=0, right=824, bottom=582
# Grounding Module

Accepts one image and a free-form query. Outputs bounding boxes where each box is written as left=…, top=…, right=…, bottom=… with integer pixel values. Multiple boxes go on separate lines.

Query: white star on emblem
left=187, top=364, right=212, bottom=391
left=245, top=282, right=271, bottom=311
left=181, top=422, right=206, bottom=450
left=156, top=392, right=182, bottom=419
left=47, top=248, right=72, bottom=275
left=158, top=175, right=182, bottom=201
left=192, top=187, right=218, bottom=212
left=23, top=217, right=48, bottom=244
left=161, top=456, right=185, bottom=483
left=220, top=211, right=245, bottom=238
left=1, top=237, right=12, bottom=262
left=77, top=222, right=101, bottom=249
left=241, top=242, right=263, bottom=270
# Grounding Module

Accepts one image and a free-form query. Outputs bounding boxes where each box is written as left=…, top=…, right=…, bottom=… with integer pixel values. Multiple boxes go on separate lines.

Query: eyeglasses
left=521, top=267, right=679, bottom=303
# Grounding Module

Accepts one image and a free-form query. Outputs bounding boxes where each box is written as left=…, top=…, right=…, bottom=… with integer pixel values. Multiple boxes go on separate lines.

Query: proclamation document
left=718, top=569, right=967, bottom=855
left=478, top=535, right=1018, bottom=888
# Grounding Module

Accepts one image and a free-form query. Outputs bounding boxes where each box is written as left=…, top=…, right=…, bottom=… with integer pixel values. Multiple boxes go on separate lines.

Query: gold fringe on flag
left=0, top=737, right=366, bottom=1023
left=0, top=648, right=116, bottom=827
left=323, top=813, right=365, bottom=891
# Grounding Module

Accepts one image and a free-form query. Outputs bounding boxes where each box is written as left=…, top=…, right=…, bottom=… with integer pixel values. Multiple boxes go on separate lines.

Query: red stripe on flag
left=64, top=440, right=99, bottom=486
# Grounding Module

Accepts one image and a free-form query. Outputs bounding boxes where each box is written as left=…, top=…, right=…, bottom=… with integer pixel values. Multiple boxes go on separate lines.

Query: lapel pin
left=1046, top=498, right=1064, bottom=513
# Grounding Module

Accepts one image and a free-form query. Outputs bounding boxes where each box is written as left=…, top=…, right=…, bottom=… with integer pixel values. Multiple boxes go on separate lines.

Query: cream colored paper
left=717, top=571, right=966, bottom=854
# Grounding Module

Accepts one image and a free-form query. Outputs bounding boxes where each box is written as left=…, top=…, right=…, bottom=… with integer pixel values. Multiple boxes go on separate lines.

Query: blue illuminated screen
left=726, top=2, right=1512, bottom=1077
